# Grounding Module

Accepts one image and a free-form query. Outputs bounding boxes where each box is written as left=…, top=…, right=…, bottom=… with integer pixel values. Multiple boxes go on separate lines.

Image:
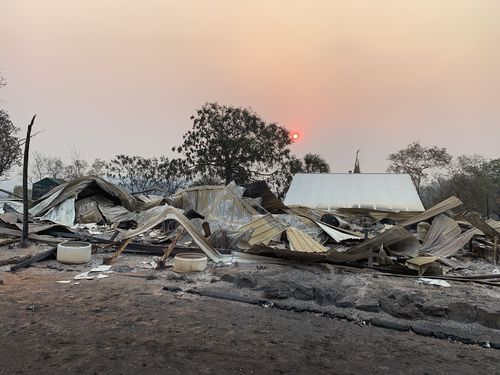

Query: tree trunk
left=224, top=161, right=233, bottom=185
left=19, top=115, right=36, bottom=248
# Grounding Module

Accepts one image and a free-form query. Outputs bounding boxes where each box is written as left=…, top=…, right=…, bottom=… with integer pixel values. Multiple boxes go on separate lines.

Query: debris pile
left=0, top=176, right=499, bottom=281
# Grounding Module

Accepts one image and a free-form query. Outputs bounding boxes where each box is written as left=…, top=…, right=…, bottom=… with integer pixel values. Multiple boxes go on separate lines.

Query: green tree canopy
left=387, top=141, right=451, bottom=194
left=432, top=156, right=500, bottom=217
left=106, top=154, right=180, bottom=193
left=173, top=102, right=294, bottom=186
left=0, top=73, right=22, bottom=180
left=302, top=153, right=330, bottom=173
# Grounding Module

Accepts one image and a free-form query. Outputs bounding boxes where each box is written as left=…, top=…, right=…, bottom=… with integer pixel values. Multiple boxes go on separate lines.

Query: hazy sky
left=1, top=0, right=499, bottom=182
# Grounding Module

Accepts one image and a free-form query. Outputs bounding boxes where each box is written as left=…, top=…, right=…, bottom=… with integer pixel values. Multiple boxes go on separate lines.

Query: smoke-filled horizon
left=1, top=0, right=499, bottom=187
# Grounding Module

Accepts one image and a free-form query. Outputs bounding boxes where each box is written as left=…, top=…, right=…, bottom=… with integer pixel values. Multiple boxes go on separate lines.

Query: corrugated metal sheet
left=400, top=196, right=462, bottom=227
left=284, top=173, right=424, bottom=212
left=169, top=183, right=259, bottom=231
left=274, top=214, right=326, bottom=242
left=122, top=205, right=223, bottom=262
left=99, top=204, right=135, bottom=223
left=465, top=212, right=500, bottom=239
left=30, top=177, right=141, bottom=216
left=168, top=185, right=224, bottom=216
left=41, top=197, right=76, bottom=227
left=326, top=225, right=418, bottom=263
left=286, top=227, right=327, bottom=253
left=238, top=214, right=287, bottom=245
left=206, top=182, right=258, bottom=231
left=422, top=215, right=462, bottom=251
left=423, top=228, right=480, bottom=258
left=284, top=206, right=351, bottom=228
left=315, top=221, right=361, bottom=242
left=0, top=200, right=23, bottom=214
left=406, top=256, right=439, bottom=266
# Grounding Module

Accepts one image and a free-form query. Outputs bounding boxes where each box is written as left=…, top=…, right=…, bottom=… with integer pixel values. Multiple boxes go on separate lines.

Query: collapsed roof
left=3, top=174, right=498, bottom=278
left=30, top=176, right=142, bottom=216
left=28, top=177, right=144, bottom=227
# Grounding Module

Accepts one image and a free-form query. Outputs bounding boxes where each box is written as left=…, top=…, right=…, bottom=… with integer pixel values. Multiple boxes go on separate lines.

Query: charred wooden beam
left=10, top=247, right=56, bottom=272
left=20, top=115, right=36, bottom=248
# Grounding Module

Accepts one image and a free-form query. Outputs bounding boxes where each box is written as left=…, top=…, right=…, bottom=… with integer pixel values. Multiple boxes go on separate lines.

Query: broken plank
left=0, top=254, right=33, bottom=267
left=104, top=238, right=133, bottom=265
left=158, top=229, right=184, bottom=268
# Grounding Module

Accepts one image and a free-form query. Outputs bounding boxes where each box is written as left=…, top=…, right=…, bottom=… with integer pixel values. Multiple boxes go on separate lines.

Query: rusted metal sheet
left=406, top=256, right=439, bottom=266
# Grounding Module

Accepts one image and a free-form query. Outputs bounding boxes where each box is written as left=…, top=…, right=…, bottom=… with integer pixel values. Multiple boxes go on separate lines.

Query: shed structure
left=284, top=173, right=424, bottom=212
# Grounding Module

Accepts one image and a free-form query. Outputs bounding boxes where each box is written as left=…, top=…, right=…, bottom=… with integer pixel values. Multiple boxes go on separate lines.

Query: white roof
left=284, top=173, right=424, bottom=212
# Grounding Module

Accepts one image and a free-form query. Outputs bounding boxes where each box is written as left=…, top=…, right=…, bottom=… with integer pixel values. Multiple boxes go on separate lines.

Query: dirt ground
left=1, top=266, right=500, bottom=375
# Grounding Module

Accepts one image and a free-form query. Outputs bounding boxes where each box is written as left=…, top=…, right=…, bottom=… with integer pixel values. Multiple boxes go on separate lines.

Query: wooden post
left=19, top=115, right=36, bottom=248
left=104, top=238, right=133, bottom=264
left=158, top=228, right=184, bottom=269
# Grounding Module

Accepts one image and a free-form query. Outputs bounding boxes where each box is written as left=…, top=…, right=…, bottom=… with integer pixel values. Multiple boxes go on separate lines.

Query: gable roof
left=284, top=173, right=424, bottom=212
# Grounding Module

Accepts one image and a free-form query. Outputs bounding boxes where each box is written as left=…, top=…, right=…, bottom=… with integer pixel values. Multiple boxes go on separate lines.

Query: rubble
left=1, top=175, right=500, bottom=339
left=1, top=177, right=499, bottom=274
